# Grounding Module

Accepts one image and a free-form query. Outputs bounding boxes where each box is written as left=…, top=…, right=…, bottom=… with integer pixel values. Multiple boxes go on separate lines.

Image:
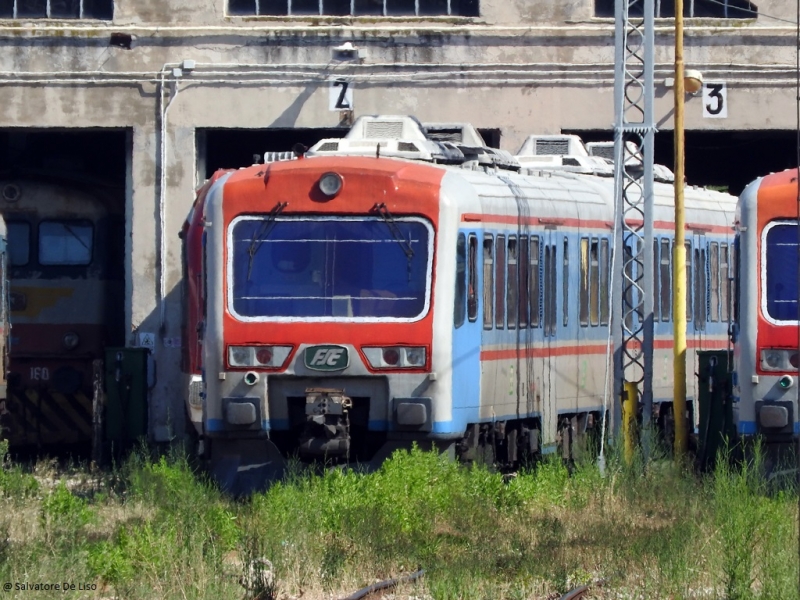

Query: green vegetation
left=0, top=441, right=795, bottom=599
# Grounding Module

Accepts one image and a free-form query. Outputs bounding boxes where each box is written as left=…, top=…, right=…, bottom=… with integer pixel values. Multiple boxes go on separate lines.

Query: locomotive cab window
left=6, top=221, right=30, bottom=266
left=763, top=222, right=799, bottom=322
left=228, top=216, right=432, bottom=321
left=39, top=220, right=93, bottom=265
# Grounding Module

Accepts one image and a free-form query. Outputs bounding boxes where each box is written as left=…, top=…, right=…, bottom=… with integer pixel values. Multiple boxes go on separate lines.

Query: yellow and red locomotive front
left=183, top=155, right=445, bottom=481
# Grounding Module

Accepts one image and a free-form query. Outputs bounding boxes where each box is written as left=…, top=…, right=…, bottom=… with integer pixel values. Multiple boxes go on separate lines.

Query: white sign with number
left=329, top=79, right=353, bottom=111
left=702, top=82, right=727, bottom=119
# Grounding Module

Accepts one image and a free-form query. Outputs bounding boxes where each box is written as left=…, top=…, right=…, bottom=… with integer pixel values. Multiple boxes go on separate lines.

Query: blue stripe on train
left=737, top=421, right=800, bottom=435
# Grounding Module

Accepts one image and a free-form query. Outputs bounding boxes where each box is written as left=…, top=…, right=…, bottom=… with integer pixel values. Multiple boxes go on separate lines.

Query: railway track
left=338, top=569, right=425, bottom=600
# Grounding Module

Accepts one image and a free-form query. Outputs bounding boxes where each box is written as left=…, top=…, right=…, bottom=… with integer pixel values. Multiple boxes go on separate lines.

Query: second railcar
left=0, top=179, right=124, bottom=448
left=734, top=168, right=800, bottom=447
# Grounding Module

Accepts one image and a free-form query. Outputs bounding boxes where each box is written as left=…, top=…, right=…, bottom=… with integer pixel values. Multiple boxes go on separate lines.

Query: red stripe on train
left=480, top=338, right=728, bottom=360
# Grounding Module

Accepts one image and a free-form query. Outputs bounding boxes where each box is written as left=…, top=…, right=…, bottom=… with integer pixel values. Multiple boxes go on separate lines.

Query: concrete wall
left=0, top=0, right=795, bottom=440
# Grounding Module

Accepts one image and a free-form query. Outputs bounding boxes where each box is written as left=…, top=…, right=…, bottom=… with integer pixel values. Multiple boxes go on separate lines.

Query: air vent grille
left=535, top=139, right=570, bottom=156
left=317, top=142, right=340, bottom=152
left=397, top=142, right=419, bottom=151
left=365, top=120, right=404, bottom=139
left=589, top=145, right=614, bottom=160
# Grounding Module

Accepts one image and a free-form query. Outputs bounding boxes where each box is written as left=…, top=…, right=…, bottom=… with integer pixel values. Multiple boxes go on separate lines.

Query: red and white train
left=181, top=116, right=737, bottom=492
left=734, top=168, right=800, bottom=446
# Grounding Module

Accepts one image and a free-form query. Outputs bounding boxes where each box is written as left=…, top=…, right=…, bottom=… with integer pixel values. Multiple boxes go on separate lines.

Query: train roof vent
left=424, top=121, right=520, bottom=171
left=346, top=115, right=428, bottom=141
left=586, top=141, right=675, bottom=183
left=585, top=142, right=615, bottom=161
left=424, top=122, right=487, bottom=147
left=515, top=135, right=612, bottom=176
left=307, top=115, right=464, bottom=164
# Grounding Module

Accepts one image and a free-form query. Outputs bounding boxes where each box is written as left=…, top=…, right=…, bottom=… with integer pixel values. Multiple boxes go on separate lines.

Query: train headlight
left=318, top=172, right=343, bottom=197
left=227, top=345, right=292, bottom=368
left=363, top=346, right=428, bottom=369
left=63, top=332, right=80, bottom=350
left=760, top=349, right=788, bottom=372
left=405, top=347, right=426, bottom=367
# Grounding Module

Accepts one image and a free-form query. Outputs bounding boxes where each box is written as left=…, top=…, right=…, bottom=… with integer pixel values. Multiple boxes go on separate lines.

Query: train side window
left=562, top=238, right=569, bottom=327
left=507, top=236, right=518, bottom=329
left=483, top=235, right=493, bottom=329
left=519, top=236, right=529, bottom=328
left=495, top=235, right=506, bottom=329
left=720, top=243, right=729, bottom=322
left=579, top=238, right=589, bottom=327
left=39, top=220, right=93, bottom=265
left=6, top=221, right=30, bottom=266
left=454, top=233, right=466, bottom=329
left=694, top=246, right=707, bottom=329
left=530, top=236, right=541, bottom=327
left=732, top=242, right=739, bottom=322
left=600, top=238, right=610, bottom=325
left=544, top=243, right=558, bottom=336
left=589, top=239, right=600, bottom=326
left=685, top=242, right=692, bottom=322
left=653, top=239, right=660, bottom=321
left=467, top=234, right=478, bottom=322
left=578, top=238, right=589, bottom=327
left=660, top=238, right=671, bottom=321
left=709, top=242, right=719, bottom=322
left=544, top=245, right=553, bottom=336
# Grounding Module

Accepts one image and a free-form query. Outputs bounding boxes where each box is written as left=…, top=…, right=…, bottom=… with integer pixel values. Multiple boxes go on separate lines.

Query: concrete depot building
left=0, top=0, right=795, bottom=442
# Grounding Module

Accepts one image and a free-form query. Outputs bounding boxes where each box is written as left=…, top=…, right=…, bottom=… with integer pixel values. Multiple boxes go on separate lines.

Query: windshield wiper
left=246, top=202, right=288, bottom=280
left=372, top=203, right=414, bottom=261
left=62, top=223, right=90, bottom=251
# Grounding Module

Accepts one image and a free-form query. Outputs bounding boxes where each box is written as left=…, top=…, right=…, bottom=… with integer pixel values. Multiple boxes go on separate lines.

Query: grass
left=0, top=440, right=795, bottom=599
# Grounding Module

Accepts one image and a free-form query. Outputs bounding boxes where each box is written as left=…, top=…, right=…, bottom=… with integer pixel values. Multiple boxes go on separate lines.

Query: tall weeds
left=0, top=441, right=793, bottom=599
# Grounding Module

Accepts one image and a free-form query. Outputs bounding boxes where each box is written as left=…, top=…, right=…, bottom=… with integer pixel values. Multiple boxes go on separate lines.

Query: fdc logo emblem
left=304, top=345, right=349, bottom=371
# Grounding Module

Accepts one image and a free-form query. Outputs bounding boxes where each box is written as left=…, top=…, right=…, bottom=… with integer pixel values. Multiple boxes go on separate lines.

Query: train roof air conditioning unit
left=307, top=115, right=464, bottom=164
left=515, top=134, right=613, bottom=176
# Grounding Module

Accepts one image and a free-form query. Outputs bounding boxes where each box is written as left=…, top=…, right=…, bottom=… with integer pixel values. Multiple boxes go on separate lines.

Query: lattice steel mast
left=612, top=0, right=655, bottom=443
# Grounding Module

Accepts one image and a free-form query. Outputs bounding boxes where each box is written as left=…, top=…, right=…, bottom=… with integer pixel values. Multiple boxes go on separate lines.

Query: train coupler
left=298, top=388, right=353, bottom=459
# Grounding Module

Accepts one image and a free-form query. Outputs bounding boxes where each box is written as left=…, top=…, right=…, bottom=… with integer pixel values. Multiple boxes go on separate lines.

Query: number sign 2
left=329, top=79, right=353, bottom=111
left=702, top=82, right=727, bottom=119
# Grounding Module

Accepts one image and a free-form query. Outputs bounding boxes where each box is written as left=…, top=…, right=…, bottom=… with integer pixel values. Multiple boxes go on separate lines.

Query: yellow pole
left=673, top=0, right=688, bottom=458
left=623, top=381, right=638, bottom=465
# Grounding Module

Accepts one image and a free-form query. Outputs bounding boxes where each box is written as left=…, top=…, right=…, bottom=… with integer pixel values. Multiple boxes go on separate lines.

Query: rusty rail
left=339, top=569, right=425, bottom=600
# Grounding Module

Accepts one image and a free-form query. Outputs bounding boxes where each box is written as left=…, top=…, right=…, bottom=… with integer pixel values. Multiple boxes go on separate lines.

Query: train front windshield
left=228, top=216, right=432, bottom=320
left=764, top=222, right=799, bottom=321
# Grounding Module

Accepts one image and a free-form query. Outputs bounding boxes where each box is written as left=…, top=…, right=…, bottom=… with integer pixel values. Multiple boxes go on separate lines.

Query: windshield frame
left=761, top=219, right=800, bottom=326
left=226, top=214, right=435, bottom=323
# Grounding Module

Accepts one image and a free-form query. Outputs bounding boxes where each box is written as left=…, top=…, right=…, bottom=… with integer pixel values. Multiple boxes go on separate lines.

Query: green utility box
left=104, top=347, right=149, bottom=447
left=696, top=350, right=735, bottom=471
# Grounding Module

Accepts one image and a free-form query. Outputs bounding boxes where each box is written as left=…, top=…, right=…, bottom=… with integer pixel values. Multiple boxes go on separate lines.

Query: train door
left=538, top=229, right=560, bottom=452
left=689, top=232, right=707, bottom=411
left=452, top=232, right=481, bottom=428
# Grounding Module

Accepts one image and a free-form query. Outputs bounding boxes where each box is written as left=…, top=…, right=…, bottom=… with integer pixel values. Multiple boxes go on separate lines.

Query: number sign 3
left=702, top=82, right=727, bottom=119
